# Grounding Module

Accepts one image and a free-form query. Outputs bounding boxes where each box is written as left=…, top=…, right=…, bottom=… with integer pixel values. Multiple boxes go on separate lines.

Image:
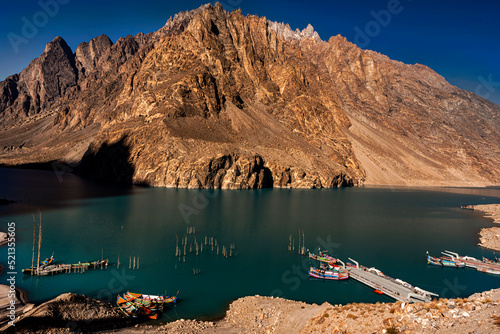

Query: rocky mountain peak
left=268, top=21, right=321, bottom=42
left=75, top=34, right=113, bottom=74
left=43, top=36, right=71, bottom=53
left=155, top=3, right=212, bottom=37
left=13, top=35, right=78, bottom=116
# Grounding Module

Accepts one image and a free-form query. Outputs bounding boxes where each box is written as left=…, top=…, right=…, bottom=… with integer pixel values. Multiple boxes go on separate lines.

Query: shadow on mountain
left=0, top=137, right=141, bottom=216
left=75, top=137, right=135, bottom=185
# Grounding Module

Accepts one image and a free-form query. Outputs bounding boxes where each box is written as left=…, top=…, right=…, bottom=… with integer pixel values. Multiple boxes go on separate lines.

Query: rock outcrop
left=0, top=3, right=499, bottom=188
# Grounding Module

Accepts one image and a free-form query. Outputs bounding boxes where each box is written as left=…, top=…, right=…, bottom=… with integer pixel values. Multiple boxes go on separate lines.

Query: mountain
left=0, top=3, right=499, bottom=188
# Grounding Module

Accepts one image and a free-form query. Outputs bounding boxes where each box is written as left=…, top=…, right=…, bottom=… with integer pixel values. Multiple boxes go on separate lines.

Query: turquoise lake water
left=1, top=167, right=500, bottom=321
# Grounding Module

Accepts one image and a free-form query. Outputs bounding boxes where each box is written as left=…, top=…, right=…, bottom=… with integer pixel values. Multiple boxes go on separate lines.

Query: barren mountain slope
left=0, top=3, right=498, bottom=188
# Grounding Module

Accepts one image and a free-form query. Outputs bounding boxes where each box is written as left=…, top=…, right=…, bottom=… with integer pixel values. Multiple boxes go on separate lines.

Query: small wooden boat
left=123, top=294, right=158, bottom=319
left=22, top=255, right=54, bottom=274
left=126, top=291, right=179, bottom=307
left=308, top=250, right=337, bottom=264
left=309, top=266, right=349, bottom=280
left=117, top=295, right=138, bottom=318
left=374, top=289, right=383, bottom=294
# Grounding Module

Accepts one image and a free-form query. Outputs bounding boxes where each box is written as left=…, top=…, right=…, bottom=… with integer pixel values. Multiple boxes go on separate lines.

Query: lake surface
left=1, top=167, right=499, bottom=321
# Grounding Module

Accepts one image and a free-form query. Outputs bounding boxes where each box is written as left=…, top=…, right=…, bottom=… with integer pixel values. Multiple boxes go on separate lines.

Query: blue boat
left=426, top=251, right=465, bottom=268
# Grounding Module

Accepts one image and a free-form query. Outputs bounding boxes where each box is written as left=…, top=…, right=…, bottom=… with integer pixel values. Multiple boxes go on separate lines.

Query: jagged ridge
left=0, top=3, right=498, bottom=188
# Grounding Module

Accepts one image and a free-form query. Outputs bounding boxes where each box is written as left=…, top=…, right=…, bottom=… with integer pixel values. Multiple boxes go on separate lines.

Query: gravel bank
left=468, top=204, right=500, bottom=251
left=103, top=291, right=500, bottom=334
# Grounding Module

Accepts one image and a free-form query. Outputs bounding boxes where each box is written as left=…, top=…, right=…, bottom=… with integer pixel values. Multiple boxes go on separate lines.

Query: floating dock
left=23, top=259, right=108, bottom=276
left=345, top=258, right=438, bottom=303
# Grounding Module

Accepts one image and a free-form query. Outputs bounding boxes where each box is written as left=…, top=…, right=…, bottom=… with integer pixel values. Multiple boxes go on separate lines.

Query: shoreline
left=0, top=232, right=7, bottom=247
left=0, top=284, right=31, bottom=328
left=465, top=204, right=500, bottom=252
left=3, top=289, right=500, bottom=333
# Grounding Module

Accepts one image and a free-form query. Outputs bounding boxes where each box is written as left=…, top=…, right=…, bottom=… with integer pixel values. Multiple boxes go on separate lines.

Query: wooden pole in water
left=298, top=229, right=301, bottom=254
left=117, top=254, right=120, bottom=269
left=129, top=256, right=131, bottom=269
left=137, top=256, right=140, bottom=269
left=31, top=214, right=36, bottom=275
left=302, top=230, right=305, bottom=255
left=36, top=212, right=42, bottom=275
left=133, top=256, right=136, bottom=270
left=176, top=234, right=179, bottom=256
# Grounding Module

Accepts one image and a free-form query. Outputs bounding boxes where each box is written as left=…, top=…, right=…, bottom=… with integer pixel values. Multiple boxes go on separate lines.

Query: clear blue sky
left=1, top=0, right=499, bottom=105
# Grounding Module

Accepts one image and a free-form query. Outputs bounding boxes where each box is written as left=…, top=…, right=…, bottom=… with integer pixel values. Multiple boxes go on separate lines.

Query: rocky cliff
left=0, top=3, right=499, bottom=188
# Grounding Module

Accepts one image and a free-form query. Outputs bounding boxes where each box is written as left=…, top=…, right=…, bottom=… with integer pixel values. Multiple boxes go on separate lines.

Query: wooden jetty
left=442, top=250, right=500, bottom=275
left=345, top=258, right=438, bottom=303
left=23, top=259, right=109, bottom=276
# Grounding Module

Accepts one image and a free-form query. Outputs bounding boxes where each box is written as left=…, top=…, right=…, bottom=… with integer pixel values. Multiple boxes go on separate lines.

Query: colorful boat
left=117, top=295, right=138, bottom=318
left=126, top=291, right=178, bottom=308
left=123, top=294, right=158, bottom=319
left=309, top=266, right=349, bottom=280
left=482, top=256, right=500, bottom=264
left=21, top=255, right=54, bottom=274
left=426, top=252, right=465, bottom=268
left=308, top=250, right=337, bottom=264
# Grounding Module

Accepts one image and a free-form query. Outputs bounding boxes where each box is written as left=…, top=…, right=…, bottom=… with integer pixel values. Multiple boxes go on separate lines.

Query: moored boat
left=309, top=266, right=349, bottom=280
left=308, top=250, right=337, bottom=264
left=117, top=295, right=138, bottom=318
left=482, top=256, right=500, bottom=264
left=22, top=255, right=54, bottom=274
left=426, top=252, right=465, bottom=268
left=123, top=294, right=158, bottom=319
left=126, top=291, right=179, bottom=307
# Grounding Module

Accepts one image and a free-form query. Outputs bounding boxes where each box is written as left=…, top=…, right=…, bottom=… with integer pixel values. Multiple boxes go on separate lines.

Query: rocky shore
left=0, top=231, right=7, bottom=247
left=467, top=204, right=500, bottom=252
left=2, top=290, right=500, bottom=333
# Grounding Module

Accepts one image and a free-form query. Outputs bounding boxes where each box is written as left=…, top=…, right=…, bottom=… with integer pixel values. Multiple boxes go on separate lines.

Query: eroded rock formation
left=0, top=3, right=498, bottom=188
